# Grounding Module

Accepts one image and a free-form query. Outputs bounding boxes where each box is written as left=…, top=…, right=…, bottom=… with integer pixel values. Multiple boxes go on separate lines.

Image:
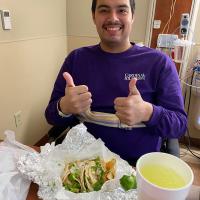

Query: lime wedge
left=120, top=175, right=137, bottom=191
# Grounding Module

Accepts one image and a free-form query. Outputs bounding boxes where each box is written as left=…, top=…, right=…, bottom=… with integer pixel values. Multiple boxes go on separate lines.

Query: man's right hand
left=59, top=72, right=92, bottom=115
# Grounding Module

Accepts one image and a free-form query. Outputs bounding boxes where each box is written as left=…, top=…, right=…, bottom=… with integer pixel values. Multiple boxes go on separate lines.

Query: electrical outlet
left=14, top=111, right=22, bottom=127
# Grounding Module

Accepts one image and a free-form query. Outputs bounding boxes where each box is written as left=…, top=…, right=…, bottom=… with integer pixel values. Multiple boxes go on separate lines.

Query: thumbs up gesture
left=114, top=78, right=153, bottom=126
left=59, top=72, right=92, bottom=115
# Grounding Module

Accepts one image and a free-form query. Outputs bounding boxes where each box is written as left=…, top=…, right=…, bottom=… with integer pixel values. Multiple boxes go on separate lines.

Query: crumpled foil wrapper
left=17, top=123, right=137, bottom=200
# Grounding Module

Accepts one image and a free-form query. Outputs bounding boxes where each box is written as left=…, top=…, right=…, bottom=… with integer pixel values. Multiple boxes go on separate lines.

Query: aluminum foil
left=17, top=123, right=137, bottom=200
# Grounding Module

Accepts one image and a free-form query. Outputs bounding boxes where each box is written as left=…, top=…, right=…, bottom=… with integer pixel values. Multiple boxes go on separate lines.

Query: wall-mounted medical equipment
left=173, top=39, right=193, bottom=63
left=157, top=34, right=178, bottom=48
left=156, top=13, right=192, bottom=63
left=180, top=13, right=190, bottom=36
left=156, top=34, right=178, bottom=58
left=156, top=33, right=193, bottom=62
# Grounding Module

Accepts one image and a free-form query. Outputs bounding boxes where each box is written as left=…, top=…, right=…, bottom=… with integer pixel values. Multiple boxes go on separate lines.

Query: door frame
left=179, top=0, right=200, bottom=79
left=145, top=0, right=157, bottom=47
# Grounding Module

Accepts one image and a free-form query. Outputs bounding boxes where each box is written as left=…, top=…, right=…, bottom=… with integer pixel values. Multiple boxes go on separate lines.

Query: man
left=45, top=0, right=187, bottom=165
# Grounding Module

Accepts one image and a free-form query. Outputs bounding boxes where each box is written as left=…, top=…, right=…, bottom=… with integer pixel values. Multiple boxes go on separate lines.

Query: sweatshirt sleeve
left=45, top=54, right=80, bottom=127
left=144, top=55, right=187, bottom=138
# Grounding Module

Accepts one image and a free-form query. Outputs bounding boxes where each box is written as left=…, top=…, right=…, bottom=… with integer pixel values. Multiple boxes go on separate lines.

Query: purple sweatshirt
left=45, top=44, right=187, bottom=162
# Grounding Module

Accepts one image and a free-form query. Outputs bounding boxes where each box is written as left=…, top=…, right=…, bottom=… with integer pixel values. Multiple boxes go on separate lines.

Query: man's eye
left=119, top=9, right=128, bottom=14
left=99, top=9, right=108, bottom=13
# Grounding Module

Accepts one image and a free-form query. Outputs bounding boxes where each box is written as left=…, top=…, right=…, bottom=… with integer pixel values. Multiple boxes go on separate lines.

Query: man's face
left=93, top=0, right=134, bottom=47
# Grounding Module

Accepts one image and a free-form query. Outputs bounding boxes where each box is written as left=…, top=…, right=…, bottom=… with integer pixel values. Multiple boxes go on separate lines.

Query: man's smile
left=103, top=24, right=123, bottom=35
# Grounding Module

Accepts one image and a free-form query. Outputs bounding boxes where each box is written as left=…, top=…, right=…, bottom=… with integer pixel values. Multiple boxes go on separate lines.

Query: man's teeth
left=106, top=27, right=121, bottom=31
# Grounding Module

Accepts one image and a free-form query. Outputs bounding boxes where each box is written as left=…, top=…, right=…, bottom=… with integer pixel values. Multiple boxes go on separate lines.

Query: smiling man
left=45, top=0, right=187, bottom=165
left=93, top=0, right=134, bottom=52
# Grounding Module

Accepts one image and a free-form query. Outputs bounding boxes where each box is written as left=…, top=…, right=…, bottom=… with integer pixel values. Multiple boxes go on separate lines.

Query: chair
left=47, top=119, right=79, bottom=145
left=48, top=125, right=70, bottom=144
left=161, top=138, right=180, bottom=157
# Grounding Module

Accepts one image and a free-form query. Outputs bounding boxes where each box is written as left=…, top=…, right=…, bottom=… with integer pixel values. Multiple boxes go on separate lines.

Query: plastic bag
left=0, top=130, right=36, bottom=200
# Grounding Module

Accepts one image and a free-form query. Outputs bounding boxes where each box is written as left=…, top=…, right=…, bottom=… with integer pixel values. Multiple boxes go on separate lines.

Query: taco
left=62, top=157, right=116, bottom=193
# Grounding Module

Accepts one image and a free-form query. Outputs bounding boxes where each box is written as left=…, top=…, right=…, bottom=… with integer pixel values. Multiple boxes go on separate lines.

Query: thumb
left=129, top=78, right=140, bottom=96
left=63, top=72, right=75, bottom=87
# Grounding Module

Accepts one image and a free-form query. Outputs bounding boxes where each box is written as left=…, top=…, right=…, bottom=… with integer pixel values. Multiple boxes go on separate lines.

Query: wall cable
left=161, top=0, right=177, bottom=34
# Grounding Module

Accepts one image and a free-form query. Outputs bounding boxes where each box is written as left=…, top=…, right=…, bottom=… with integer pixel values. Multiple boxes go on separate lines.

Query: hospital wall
left=0, top=0, right=67, bottom=144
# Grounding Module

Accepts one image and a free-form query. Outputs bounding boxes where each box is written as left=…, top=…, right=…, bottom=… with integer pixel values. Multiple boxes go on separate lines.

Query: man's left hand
left=114, top=78, right=153, bottom=126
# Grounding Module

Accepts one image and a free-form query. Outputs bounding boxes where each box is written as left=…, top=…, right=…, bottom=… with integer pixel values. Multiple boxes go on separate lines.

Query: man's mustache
left=103, top=21, right=123, bottom=26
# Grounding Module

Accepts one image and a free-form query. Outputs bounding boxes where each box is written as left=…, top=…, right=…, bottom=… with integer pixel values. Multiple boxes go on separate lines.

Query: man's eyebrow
left=118, top=4, right=129, bottom=9
left=97, top=5, right=110, bottom=9
left=97, top=4, right=129, bottom=9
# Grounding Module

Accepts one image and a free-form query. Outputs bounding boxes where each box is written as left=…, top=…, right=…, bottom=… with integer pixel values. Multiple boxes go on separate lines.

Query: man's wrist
left=57, top=98, right=72, bottom=118
left=143, top=102, right=153, bottom=122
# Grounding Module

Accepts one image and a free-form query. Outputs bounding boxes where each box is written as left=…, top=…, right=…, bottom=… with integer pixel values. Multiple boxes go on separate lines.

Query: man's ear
left=92, top=12, right=96, bottom=24
left=131, top=14, right=135, bottom=24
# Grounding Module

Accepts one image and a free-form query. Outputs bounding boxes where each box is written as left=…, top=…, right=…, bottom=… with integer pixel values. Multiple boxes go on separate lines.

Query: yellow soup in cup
left=136, top=152, right=194, bottom=200
left=140, top=164, right=186, bottom=189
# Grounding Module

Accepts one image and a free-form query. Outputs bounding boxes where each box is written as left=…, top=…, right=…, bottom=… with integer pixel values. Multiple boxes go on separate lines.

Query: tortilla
left=61, top=157, right=116, bottom=193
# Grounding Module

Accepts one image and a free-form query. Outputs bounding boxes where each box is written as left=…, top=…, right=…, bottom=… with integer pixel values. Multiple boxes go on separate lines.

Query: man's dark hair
left=91, top=0, right=135, bottom=15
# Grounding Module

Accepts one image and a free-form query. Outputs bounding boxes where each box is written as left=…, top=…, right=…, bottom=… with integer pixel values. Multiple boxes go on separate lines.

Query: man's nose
left=108, top=11, right=118, bottom=22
